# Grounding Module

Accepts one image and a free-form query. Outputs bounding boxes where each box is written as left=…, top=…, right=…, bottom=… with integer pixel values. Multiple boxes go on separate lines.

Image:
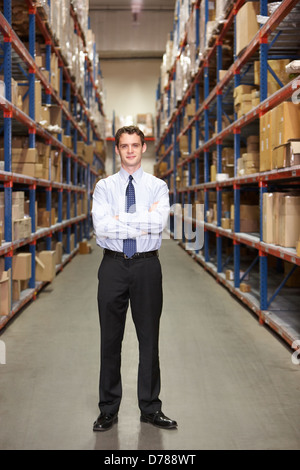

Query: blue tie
left=123, top=175, right=137, bottom=258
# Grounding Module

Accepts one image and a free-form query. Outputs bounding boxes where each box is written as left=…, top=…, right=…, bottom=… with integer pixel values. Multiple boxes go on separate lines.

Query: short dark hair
left=115, top=125, right=145, bottom=148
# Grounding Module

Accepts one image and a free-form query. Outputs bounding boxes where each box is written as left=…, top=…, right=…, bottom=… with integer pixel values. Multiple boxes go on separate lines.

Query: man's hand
left=149, top=201, right=159, bottom=212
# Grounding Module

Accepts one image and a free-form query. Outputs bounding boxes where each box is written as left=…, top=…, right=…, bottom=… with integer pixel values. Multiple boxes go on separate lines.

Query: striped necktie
left=123, top=175, right=137, bottom=258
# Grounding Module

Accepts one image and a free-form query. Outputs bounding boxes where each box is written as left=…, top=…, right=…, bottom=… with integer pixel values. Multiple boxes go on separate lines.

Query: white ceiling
left=89, top=0, right=175, bottom=10
left=89, top=0, right=175, bottom=59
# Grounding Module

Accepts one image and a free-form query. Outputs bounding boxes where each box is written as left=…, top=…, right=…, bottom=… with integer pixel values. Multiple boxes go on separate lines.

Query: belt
left=104, top=249, right=158, bottom=260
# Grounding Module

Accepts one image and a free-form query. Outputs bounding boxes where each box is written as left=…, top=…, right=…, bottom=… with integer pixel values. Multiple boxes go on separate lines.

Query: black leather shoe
left=140, top=411, right=177, bottom=429
left=93, top=413, right=118, bottom=432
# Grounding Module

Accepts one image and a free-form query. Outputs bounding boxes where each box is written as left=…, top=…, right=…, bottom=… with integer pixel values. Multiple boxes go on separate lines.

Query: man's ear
left=115, top=145, right=119, bottom=155
left=142, top=143, right=147, bottom=154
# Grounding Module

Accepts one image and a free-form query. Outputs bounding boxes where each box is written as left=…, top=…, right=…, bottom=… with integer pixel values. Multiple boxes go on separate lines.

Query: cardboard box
left=55, top=242, right=63, bottom=265
left=278, top=195, right=300, bottom=247
left=79, top=240, right=92, bottom=254
left=11, top=162, right=43, bottom=178
left=260, top=110, right=273, bottom=171
left=12, top=253, right=32, bottom=280
left=221, top=218, right=230, bottom=230
left=179, top=135, right=189, bottom=153
left=13, top=217, right=32, bottom=241
left=210, top=164, right=216, bottom=182
left=62, top=135, right=73, bottom=150
left=12, top=280, right=21, bottom=302
left=273, top=192, right=288, bottom=245
left=233, top=84, right=254, bottom=100
left=225, top=269, right=234, bottom=281
left=35, top=251, right=56, bottom=282
left=185, top=99, right=196, bottom=116
left=272, top=140, right=300, bottom=169
left=263, top=193, right=274, bottom=244
left=84, top=145, right=94, bottom=165
left=37, top=208, right=51, bottom=228
left=49, top=105, right=62, bottom=126
left=17, top=80, right=42, bottom=122
left=95, top=140, right=104, bottom=153
left=0, top=269, right=11, bottom=316
left=40, top=106, right=50, bottom=126
left=240, top=282, right=251, bottom=293
left=235, top=2, right=259, bottom=56
left=77, top=141, right=85, bottom=158
left=271, top=102, right=300, bottom=149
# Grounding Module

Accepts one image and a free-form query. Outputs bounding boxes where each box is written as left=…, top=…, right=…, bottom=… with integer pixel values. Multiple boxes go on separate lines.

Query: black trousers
left=97, top=252, right=163, bottom=415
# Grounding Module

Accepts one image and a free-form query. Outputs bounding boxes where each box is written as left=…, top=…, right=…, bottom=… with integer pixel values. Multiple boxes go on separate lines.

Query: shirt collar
left=119, top=166, right=143, bottom=184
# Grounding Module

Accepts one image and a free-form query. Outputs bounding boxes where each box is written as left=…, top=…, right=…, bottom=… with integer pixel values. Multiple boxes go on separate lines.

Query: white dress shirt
left=92, top=167, right=170, bottom=252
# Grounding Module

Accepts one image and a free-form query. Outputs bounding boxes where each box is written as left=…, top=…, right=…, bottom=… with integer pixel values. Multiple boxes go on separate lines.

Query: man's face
left=116, top=133, right=147, bottom=173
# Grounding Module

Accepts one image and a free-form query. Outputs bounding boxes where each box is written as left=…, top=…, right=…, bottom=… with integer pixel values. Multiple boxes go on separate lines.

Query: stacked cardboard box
left=260, top=102, right=300, bottom=172
left=0, top=192, right=31, bottom=242
left=211, top=147, right=235, bottom=178
left=50, top=149, right=61, bottom=182
left=17, top=80, right=42, bottom=122
left=35, top=53, right=60, bottom=94
left=199, top=0, right=216, bottom=59
left=0, top=75, right=18, bottom=106
left=234, top=85, right=256, bottom=119
left=279, top=195, right=300, bottom=248
left=136, top=114, right=153, bottom=137
left=272, top=102, right=300, bottom=149
left=235, top=2, right=259, bottom=56
left=272, top=141, right=300, bottom=169
left=13, top=191, right=27, bottom=240
left=263, top=192, right=300, bottom=248
left=37, top=207, right=56, bottom=228
left=239, top=136, right=260, bottom=175
left=260, top=109, right=273, bottom=171
left=251, top=89, right=260, bottom=109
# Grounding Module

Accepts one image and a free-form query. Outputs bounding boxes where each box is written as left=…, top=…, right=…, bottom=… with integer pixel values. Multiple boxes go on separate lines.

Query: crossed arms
left=91, top=181, right=170, bottom=240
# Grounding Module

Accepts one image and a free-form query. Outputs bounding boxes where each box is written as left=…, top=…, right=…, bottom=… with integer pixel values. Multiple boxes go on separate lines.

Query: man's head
left=115, top=126, right=147, bottom=174
left=115, top=125, right=145, bottom=148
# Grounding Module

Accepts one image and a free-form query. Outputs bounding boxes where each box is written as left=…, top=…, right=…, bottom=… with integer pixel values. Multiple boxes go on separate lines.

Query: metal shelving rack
left=156, top=0, right=300, bottom=349
left=0, top=0, right=106, bottom=329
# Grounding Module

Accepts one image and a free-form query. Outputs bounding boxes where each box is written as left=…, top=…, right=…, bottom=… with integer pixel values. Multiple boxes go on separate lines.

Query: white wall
left=89, top=9, right=174, bottom=176
left=101, top=58, right=161, bottom=124
left=100, top=59, right=161, bottom=175
left=90, top=10, right=173, bottom=57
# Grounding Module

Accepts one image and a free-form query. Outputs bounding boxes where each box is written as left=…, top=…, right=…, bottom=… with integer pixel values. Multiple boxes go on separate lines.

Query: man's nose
left=127, top=145, right=134, bottom=153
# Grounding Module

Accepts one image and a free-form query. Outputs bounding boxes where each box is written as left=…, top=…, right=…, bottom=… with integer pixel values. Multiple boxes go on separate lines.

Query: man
left=91, top=125, right=177, bottom=432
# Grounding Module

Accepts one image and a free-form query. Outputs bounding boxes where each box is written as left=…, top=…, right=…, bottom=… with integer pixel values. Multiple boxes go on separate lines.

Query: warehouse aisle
left=0, top=237, right=300, bottom=450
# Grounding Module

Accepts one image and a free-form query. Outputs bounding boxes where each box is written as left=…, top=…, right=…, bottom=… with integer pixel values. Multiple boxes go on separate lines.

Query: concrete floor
left=0, top=237, right=300, bottom=450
